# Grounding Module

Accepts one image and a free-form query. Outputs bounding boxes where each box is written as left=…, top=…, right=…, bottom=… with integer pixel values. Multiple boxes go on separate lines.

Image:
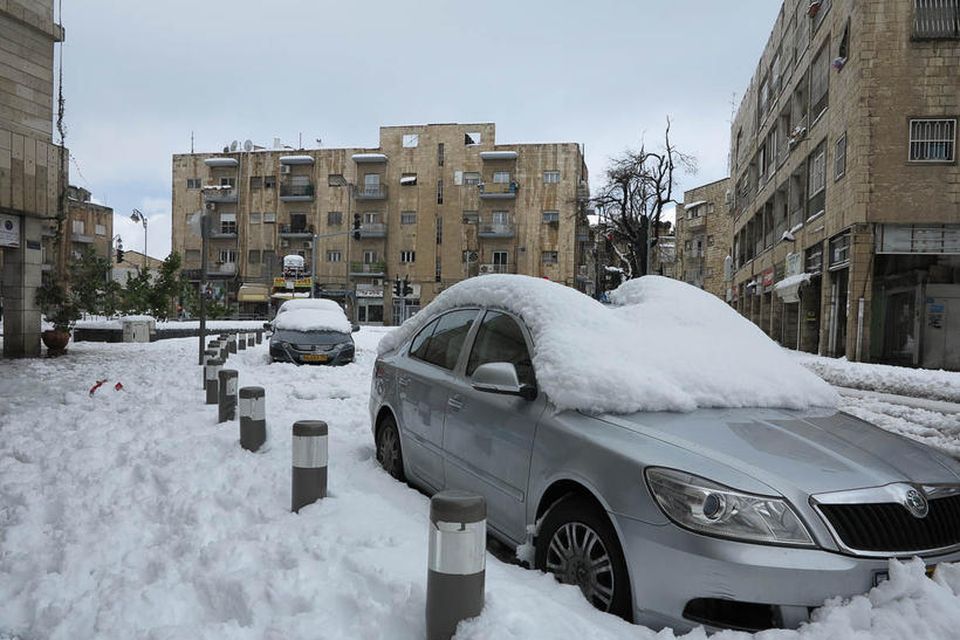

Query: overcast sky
left=58, top=0, right=780, bottom=259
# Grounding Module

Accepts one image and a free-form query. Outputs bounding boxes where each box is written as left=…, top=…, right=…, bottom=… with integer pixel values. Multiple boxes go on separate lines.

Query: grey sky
left=59, top=0, right=781, bottom=259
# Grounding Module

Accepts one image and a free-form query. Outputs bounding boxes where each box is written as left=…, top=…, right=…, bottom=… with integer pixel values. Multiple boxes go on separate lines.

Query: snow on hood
left=379, top=275, right=838, bottom=414
left=273, top=308, right=351, bottom=334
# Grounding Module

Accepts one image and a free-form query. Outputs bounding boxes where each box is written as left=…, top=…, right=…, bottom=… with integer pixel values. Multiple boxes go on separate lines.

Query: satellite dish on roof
left=230, top=140, right=239, bottom=152
left=243, top=139, right=253, bottom=152
left=223, top=146, right=230, bottom=153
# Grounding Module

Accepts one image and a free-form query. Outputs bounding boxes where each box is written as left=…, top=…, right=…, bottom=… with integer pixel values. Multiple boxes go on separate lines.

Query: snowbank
left=273, top=307, right=351, bottom=334
left=379, top=275, right=838, bottom=414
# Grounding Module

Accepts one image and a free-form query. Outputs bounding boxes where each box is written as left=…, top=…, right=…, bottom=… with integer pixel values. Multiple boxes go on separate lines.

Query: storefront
left=356, top=284, right=384, bottom=325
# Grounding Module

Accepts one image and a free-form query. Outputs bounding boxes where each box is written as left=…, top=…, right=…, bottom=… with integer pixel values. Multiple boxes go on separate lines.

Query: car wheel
left=535, top=495, right=632, bottom=621
left=376, top=415, right=405, bottom=481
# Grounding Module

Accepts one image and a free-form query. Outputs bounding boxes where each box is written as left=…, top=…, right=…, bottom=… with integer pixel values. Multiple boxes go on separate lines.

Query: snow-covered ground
left=1, top=332, right=960, bottom=639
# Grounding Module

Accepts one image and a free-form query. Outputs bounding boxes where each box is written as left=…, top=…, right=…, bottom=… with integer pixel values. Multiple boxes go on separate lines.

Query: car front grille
left=818, top=494, right=960, bottom=554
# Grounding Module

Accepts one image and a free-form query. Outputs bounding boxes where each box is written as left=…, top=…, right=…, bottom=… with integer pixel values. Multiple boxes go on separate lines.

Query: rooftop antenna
left=190, top=130, right=195, bottom=153
left=298, top=132, right=302, bottom=149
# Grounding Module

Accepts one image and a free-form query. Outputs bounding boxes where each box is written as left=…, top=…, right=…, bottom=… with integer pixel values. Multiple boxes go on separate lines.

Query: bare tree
left=592, top=119, right=696, bottom=278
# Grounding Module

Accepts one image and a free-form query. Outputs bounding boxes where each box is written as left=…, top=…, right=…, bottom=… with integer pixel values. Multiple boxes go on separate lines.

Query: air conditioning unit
left=479, top=264, right=491, bottom=274
left=205, top=202, right=216, bottom=210
left=280, top=165, right=292, bottom=175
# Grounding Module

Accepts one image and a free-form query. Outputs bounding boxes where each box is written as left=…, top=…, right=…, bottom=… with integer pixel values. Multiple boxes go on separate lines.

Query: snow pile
left=273, top=307, right=351, bottom=334
left=793, top=351, right=960, bottom=403
left=380, top=275, right=837, bottom=414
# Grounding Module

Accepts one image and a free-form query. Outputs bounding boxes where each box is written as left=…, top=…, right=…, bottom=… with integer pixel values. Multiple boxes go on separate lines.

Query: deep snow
left=1, top=332, right=959, bottom=639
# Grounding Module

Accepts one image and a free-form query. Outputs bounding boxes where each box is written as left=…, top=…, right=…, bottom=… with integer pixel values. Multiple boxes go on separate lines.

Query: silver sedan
left=369, top=304, right=960, bottom=632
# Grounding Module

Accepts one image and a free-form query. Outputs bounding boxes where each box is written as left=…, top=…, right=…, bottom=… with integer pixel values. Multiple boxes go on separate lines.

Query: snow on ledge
left=774, top=273, right=813, bottom=291
left=279, top=155, right=315, bottom=165
left=351, top=153, right=388, bottom=163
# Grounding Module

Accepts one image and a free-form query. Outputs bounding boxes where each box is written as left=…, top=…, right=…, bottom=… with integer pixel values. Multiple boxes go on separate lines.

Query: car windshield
left=275, top=329, right=348, bottom=345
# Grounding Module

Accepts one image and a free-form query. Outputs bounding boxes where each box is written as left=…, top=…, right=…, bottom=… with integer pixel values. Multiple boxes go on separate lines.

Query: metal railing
left=478, top=223, right=515, bottom=237
left=914, top=0, right=959, bottom=38
left=279, top=184, right=315, bottom=199
left=279, top=223, right=315, bottom=235
left=478, top=182, right=519, bottom=197
left=353, top=185, right=388, bottom=200
left=349, top=260, right=386, bottom=274
left=360, top=223, right=387, bottom=237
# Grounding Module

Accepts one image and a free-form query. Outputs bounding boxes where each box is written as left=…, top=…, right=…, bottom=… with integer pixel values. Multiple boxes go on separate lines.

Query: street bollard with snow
left=239, top=386, right=266, bottom=452
left=247, top=333, right=255, bottom=348
left=217, top=369, right=238, bottom=423
left=291, top=420, right=328, bottom=512
left=205, top=358, right=223, bottom=405
left=426, top=491, right=486, bottom=640
left=228, top=333, right=238, bottom=354
left=256, top=329, right=263, bottom=344
left=238, top=333, right=246, bottom=351
left=202, top=349, right=218, bottom=389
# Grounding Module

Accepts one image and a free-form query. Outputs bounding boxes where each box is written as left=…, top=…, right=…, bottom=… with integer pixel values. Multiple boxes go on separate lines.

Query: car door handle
left=447, top=395, right=464, bottom=411
left=398, top=375, right=410, bottom=387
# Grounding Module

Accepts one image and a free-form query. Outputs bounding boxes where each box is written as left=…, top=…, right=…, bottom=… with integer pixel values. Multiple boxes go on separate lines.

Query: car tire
left=375, top=415, right=405, bottom=481
left=535, top=495, right=632, bottom=622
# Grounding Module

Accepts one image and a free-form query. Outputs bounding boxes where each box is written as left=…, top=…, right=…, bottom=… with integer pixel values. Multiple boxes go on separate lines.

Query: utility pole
left=198, top=189, right=215, bottom=364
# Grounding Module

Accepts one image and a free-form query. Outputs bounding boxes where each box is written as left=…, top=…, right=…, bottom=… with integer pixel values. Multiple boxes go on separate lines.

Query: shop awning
left=237, top=283, right=271, bottom=302
left=773, top=273, right=812, bottom=303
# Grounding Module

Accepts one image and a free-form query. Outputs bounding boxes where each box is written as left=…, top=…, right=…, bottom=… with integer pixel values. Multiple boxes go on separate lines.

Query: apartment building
left=38, top=186, right=113, bottom=276
left=0, top=0, right=65, bottom=357
left=171, top=123, right=591, bottom=325
left=730, top=0, right=960, bottom=369
left=674, top=178, right=732, bottom=299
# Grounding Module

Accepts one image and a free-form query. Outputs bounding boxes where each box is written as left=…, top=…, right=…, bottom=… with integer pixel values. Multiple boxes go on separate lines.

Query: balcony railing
left=353, top=185, right=388, bottom=200
left=359, top=223, right=387, bottom=238
left=208, top=263, right=237, bottom=277
left=349, top=260, right=386, bottom=276
left=279, top=183, right=315, bottom=201
left=478, top=263, right=514, bottom=274
left=478, top=223, right=515, bottom=238
left=913, top=0, right=959, bottom=39
left=478, top=182, right=518, bottom=199
left=71, top=232, right=94, bottom=243
left=205, top=188, right=238, bottom=203
left=279, top=223, right=315, bottom=237
left=209, top=228, right=238, bottom=239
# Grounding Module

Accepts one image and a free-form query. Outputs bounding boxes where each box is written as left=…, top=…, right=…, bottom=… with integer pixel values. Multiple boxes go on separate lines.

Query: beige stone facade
left=0, top=0, right=65, bottom=356
left=171, top=123, right=591, bottom=324
left=730, top=0, right=960, bottom=369
left=38, top=185, right=113, bottom=277
left=674, top=177, right=732, bottom=299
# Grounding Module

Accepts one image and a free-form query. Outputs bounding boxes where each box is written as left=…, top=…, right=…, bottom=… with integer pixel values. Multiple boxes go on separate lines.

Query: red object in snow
left=114, top=382, right=124, bottom=391
left=89, top=379, right=108, bottom=396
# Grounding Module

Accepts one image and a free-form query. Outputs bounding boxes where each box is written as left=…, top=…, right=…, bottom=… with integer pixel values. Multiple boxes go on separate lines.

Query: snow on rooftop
left=379, top=275, right=838, bottom=414
left=273, top=307, right=351, bottom=334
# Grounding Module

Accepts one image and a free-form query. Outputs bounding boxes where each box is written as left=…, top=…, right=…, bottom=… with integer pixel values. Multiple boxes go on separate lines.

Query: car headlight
left=644, top=467, right=814, bottom=547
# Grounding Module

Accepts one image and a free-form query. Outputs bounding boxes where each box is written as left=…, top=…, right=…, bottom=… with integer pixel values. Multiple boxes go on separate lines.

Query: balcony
left=279, top=223, right=315, bottom=238
left=478, top=223, right=515, bottom=238
left=478, top=263, right=514, bottom=275
left=478, top=182, right=518, bottom=199
left=205, top=188, right=238, bottom=203
left=279, top=183, right=315, bottom=202
left=208, top=263, right=237, bottom=277
left=349, top=260, right=386, bottom=277
left=71, top=232, right=94, bottom=244
left=208, top=228, right=239, bottom=240
left=359, top=223, right=387, bottom=238
left=353, top=185, right=388, bottom=200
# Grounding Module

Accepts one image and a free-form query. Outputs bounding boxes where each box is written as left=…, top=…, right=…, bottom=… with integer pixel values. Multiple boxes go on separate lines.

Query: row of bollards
left=196, top=330, right=484, bottom=640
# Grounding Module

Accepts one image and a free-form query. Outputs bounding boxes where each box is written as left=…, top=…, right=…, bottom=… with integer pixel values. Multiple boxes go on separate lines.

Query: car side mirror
left=352, top=323, right=361, bottom=333
left=471, top=362, right=538, bottom=401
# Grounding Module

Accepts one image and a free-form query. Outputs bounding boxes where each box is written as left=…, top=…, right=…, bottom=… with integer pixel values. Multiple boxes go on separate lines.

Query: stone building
left=39, top=185, right=113, bottom=276
left=730, top=0, right=960, bottom=369
left=0, top=0, right=65, bottom=357
left=674, top=177, right=732, bottom=299
left=113, top=250, right=164, bottom=286
left=171, top=123, right=592, bottom=324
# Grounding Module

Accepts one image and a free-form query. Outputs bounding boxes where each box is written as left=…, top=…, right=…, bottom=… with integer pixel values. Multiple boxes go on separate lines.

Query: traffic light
left=393, top=277, right=402, bottom=297
left=116, top=245, right=124, bottom=264
left=402, top=277, right=413, bottom=297
left=352, top=213, right=361, bottom=240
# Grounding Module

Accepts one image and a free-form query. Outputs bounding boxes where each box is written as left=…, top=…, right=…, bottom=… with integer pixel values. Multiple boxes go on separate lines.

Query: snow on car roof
left=378, top=274, right=838, bottom=414
left=277, top=298, right=344, bottom=314
left=273, top=307, right=351, bottom=334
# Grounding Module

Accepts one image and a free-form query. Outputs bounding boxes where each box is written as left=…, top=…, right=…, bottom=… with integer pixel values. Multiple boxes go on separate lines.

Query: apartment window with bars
left=327, top=250, right=342, bottom=263
left=543, top=170, right=561, bottom=183
left=220, top=212, right=237, bottom=234
left=909, top=119, right=956, bottom=162
left=401, top=211, right=417, bottom=225
left=219, top=249, right=237, bottom=264
left=913, top=0, right=960, bottom=39
left=463, top=172, right=480, bottom=185
left=186, top=178, right=201, bottom=189
left=542, top=251, right=559, bottom=264
left=72, top=220, right=84, bottom=234
left=250, top=176, right=262, bottom=190
left=264, top=176, right=276, bottom=189
left=263, top=212, right=276, bottom=223
left=400, top=250, right=416, bottom=264
left=328, top=211, right=343, bottom=226
left=492, top=171, right=511, bottom=184
left=437, top=179, right=444, bottom=205
left=807, top=141, right=827, bottom=219
left=542, top=211, right=560, bottom=223
left=809, top=41, right=830, bottom=121
left=95, top=224, right=106, bottom=236
left=363, top=250, right=378, bottom=264
left=219, top=177, right=236, bottom=188
left=835, top=133, right=847, bottom=179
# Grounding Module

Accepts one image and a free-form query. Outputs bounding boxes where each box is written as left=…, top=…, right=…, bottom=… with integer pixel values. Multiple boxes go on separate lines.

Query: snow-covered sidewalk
left=1, top=334, right=960, bottom=639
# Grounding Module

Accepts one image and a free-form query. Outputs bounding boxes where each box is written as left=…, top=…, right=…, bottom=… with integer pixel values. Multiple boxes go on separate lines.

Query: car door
left=396, top=309, right=479, bottom=491
left=441, top=310, right=546, bottom=543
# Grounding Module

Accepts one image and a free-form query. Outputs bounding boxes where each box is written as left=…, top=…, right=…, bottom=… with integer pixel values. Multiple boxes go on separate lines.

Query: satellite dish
left=243, top=139, right=253, bottom=152
left=230, top=140, right=239, bottom=152
left=223, top=146, right=230, bottom=153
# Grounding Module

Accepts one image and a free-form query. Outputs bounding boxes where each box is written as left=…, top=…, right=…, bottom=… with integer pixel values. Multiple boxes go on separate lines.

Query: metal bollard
left=291, top=420, right=328, bottom=512
left=238, top=333, right=247, bottom=351
left=239, top=386, right=266, bottom=452
left=228, top=333, right=238, bottom=354
left=202, top=349, right=218, bottom=389
left=205, top=358, right=223, bottom=404
left=247, top=333, right=255, bottom=348
left=426, top=491, right=486, bottom=640
left=218, top=369, right=238, bottom=423
left=256, top=329, right=263, bottom=344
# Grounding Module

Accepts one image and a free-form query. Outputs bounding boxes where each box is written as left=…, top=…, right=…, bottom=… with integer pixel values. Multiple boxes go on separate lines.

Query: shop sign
left=0, top=214, right=19, bottom=248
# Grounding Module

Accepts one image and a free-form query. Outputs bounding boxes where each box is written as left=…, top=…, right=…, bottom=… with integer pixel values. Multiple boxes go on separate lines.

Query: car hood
left=596, top=407, right=960, bottom=499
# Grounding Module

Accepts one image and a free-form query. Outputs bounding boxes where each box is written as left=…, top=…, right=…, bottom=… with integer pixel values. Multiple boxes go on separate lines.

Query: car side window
left=466, top=311, right=536, bottom=387
left=409, top=317, right=439, bottom=361
left=416, top=310, right=478, bottom=370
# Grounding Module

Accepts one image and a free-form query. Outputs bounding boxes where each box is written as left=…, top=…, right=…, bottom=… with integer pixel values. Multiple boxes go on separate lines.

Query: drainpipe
left=856, top=297, right=864, bottom=362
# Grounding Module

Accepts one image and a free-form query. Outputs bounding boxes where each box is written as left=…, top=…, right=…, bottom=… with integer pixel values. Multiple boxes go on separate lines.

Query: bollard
left=247, top=333, right=255, bottom=348
left=239, top=386, right=266, bottom=452
left=291, top=420, right=328, bottom=512
left=205, top=358, right=223, bottom=405
left=218, top=369, right=238, bottom=423
left=426, top=491, right=486, bottom=640
left=228, top=333, right=238, bottom=354
left=238, top=333, right=247, bottom=351
left=256, top=330, right=263, bottom=345
left=202, top=349, right=218, bottom=389
left=219, top=339, right=229, bottom=361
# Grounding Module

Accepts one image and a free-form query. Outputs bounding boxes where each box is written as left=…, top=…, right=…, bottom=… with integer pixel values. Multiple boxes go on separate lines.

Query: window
left=438, top=142, right=445, bottom=167
left=327, top=211, right=343, bottom=226
left=219, top=177, right=236, bottom=188
left=220, top=212, right=237, bottom=234
left=412, top=310, right=478, bottom=370
left=435, top=256, right=442, bottom=283
left=264, top=176, right=276, bottom=189
left=543, top=171, right=560, bottom=183
left=248, top=249, right=261, bottom=264
left=465, top=132, right=481, bottom=145
left=835, top=133, right=847, bottom=180
left=463, top=171, right=481, bottom=185
left=492, top=250, right=508, bottom=265
left=263, top=212, right=276, bottom=223
left=328, top=174, right=345, bottom=186
left=829, top=231, right=850, bottom=269
left=437, top=179, right=444, bottom=205
left=807, top=141, right=827, bottom=219
left=466, top=311, right=536, bottom=387
left=913, top=0, right=960, bottom=39
left=838, top=20, right=850, bottom=61
left=909, top=119, right=956, bottom=162
left=72, top=220, right=84, bottom=234
left=402, top=133, right=419, bottom=148
left=363, top=250, right=378, bottom=264
left=250, top=176, right=262, bottom=190
left=542, top=210, right=560, bottom=224
left=492, top=171, right=510, bottom=184
left=401, top=211, right=417, bottom=225
left=809, top=42, right=830, bottom=121
left=400, top=173, right=417, bottom=186
left=186, top=178, right=201, bottom=190
left=492, top=210, right=509, bottom=225
left=327, top=250, right=342, bottom=263
left=542, top=251, right=559, bottom=264
left=219, top=249, right=237, bottom=264
left=400, top=250, right=416, bottom=263
left=95, top=224, right=106, bottom=236
left=363, top=212, right=380, bottom=224
left=250, top=212, right=262, bottom=224
left=436, top=216, right=443, bottom=245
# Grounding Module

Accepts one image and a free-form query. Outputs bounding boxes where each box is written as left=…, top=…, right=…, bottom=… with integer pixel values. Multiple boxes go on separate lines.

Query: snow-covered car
left=369, top=274, right=960, bottom=632
left=269, top=305, right=356, bottom=365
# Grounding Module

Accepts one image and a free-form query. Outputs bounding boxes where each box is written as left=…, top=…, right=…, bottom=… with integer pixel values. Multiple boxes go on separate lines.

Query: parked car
left=269, top=304, right=357, bottom=365
left=369, top=274, right=960, bottom=633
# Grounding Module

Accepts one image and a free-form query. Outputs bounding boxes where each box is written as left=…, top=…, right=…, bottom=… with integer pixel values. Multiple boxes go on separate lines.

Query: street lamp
left=130, top=208, right=148, bottom=271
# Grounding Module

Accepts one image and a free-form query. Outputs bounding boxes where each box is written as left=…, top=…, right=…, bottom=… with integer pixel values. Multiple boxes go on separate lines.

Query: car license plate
left=302, top=354, right=329, bottom=363
left=873, top=564, right=936, bottom=587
